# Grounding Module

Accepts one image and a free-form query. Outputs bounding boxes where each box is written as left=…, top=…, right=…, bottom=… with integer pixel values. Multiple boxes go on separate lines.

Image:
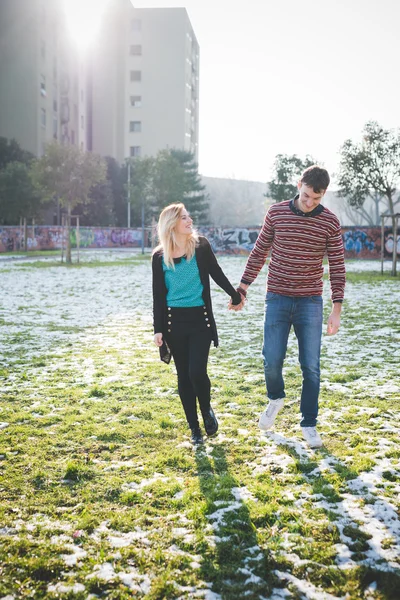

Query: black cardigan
left=152, top=236, right=241, bottom=347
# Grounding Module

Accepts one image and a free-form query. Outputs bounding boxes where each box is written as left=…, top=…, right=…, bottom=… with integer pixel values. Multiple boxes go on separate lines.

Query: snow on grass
left=0, top=254, right=399, bottom=599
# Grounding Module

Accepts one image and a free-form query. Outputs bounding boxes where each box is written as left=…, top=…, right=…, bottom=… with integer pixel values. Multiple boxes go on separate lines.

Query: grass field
left=0, top=253, right=399, bottom=600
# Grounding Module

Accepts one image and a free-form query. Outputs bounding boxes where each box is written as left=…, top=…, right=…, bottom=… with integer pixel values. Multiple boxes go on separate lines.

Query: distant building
left=0, top=0, right=199, bottom=165
left=90, top=3, right=200, bottom=163
left=0, top=0, right=87, bottom=156
left=202, top=176, right=271, bottom=227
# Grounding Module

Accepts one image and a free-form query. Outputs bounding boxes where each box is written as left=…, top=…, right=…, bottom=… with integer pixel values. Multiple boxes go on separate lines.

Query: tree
left=338, top=121, right=400, bottom=217
left=107, top=157, right=128, bottom=228
left=0, top=137, right=34, bottom=170
left=75, top=157, right=125, bottom=227
left=31, top=142, right=106, bottom=263
left=337, top=121, right=400, bottom=274
left=268, top=154, right=316, bottom=203
left=126, top=156, right=156, bottom=226
left=170, top=149, right=208, bottom=223
left=127, top=149, right=209, bottom=228
left=0, top=162, right=41, bottom=225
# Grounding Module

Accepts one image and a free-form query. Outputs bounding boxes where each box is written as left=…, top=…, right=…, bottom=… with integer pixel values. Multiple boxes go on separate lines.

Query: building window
left=130, top=146, right=141, bottom=157
left=81, top=115, right=84, bottom=129
left=130, top=121, right=141, bottom=132
left=53, top=115, right=58, bottom=139
left=71, top=130, right=75, bottom=145
left=130, top=95, right=142, bottom=107
left=40, top=74, right=46, bottom=97
left=131, top=19, right=141, bottom=31
left=130, top=44, right=142, bottom=56
left=130, top=70, right=141, bottom=82
left=41, top=108, right=46, bottom=127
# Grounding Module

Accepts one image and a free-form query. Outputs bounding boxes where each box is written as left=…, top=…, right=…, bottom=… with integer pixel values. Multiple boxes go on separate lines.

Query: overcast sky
left=131, top=0, right=399, bottom=184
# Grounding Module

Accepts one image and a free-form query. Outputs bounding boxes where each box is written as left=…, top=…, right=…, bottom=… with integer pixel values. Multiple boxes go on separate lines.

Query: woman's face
left=175, top=209, right=193, bottom=236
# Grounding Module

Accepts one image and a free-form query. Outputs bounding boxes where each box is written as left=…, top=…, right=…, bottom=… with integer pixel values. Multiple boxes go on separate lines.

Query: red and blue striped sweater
left=241, top=198, right=346, bottom=302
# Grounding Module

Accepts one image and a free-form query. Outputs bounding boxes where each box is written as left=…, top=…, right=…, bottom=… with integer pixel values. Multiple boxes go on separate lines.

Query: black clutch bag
left=159, top=339, right=171, bottom=364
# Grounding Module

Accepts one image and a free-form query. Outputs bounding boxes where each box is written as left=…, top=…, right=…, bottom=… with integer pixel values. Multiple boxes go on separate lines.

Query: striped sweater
left=241, top=199, right=346, bottom=302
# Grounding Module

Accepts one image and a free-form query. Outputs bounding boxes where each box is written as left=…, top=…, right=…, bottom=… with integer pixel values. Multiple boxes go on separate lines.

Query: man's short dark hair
left=300, top=166, right=330, bottom=193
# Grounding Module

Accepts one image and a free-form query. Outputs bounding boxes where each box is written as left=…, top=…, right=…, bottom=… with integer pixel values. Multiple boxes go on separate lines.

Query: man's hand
left=327, top=303, right=342, bottom=336
left=154, top=333, right=163, bottom=346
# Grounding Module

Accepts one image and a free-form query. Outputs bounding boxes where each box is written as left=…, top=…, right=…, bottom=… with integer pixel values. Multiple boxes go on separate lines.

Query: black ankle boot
left=190, top=425, right=204, bottom=445
left=201, top=406, right=218, bottom=436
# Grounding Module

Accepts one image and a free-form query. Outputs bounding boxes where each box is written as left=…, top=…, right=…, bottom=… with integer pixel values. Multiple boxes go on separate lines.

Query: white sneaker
left=302, top=427, right=323, bottom=448
left=258, top=398, right=284, bottom=431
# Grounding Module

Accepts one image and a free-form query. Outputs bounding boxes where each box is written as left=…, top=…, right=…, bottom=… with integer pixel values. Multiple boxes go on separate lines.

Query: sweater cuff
left=332, top=299, right=343, bottom=303
left=240, top=278, right=252, bottom=285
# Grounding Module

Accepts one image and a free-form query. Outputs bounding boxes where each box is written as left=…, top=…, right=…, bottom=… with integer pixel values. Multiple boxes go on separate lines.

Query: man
left=231, top=166, right=345, bottom=448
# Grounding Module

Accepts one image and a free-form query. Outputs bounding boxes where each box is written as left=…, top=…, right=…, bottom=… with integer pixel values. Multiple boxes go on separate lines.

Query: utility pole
left=127, top=161, right=131, bottom=228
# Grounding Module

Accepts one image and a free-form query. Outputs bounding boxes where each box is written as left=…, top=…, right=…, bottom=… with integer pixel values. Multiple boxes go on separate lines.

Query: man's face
left=297, top=183, right=325, bottom=213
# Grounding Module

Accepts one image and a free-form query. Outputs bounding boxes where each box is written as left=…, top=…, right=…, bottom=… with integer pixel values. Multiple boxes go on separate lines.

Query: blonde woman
left=152, top=203, right=243, bottom=444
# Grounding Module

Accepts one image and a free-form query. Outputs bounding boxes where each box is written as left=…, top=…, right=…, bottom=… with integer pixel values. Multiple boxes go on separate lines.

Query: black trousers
left=165, top=307, right=212, bottom=428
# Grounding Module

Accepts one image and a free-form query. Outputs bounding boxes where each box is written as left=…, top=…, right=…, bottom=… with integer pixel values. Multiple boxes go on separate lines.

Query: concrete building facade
left=0, top=0, right=87, bottom=156
left=90, top=3, right=200, bottom=163
left=0, top=0, right=199, bottom=165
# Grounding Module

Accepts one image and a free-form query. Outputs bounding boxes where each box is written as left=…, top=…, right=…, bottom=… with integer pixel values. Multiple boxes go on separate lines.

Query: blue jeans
left=262, top=292, right=323, bottom=427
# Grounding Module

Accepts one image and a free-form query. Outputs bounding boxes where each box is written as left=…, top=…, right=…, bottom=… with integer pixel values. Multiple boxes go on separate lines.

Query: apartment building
left=90, top=4, right=200, bottom=163
left=0, top=0, right=199, bottom=164
left=0, top=0, right=87, bottom=156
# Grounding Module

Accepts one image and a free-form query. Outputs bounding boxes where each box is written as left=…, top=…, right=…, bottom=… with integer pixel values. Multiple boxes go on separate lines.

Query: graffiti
left=110, top=229, right=142, bottom=246
left=0, top=226, right=148, bottom=253
left=70, top=228, right=94, bottom=248
left=1, top=225, right=399, bottom=258
left=343, top=230, right=375, bottom=253
left=385, top=234, right=400, bottom=256
left=199, top=227, right=260, bottom=254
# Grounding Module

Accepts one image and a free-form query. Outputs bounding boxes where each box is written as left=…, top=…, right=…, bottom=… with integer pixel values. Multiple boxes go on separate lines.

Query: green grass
left=0, top=257, right=399, bottom=599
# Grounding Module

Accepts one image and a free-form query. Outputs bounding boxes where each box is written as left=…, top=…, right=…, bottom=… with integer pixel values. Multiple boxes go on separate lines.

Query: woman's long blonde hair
left=154, top=203, right=198, bottom=269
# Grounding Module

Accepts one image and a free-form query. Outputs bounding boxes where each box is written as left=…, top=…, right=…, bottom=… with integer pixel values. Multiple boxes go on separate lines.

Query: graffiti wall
left=0, top=226, right=149, bottom=253
left=199, top=226, right=399, bottom=259
left=0, top=225, right=399, bottom=258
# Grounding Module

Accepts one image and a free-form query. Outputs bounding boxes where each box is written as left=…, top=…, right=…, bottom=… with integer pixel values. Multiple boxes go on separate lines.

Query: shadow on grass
left=194, top=443, right=275, bottom=600
left=264, top=431, right=400, bottom=600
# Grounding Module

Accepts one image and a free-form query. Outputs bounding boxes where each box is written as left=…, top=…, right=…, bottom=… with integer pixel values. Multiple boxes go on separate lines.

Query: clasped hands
left=228, top=286, right=247, bottom=312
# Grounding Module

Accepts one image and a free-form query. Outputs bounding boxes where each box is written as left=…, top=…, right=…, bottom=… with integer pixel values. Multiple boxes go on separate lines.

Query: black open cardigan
left=152, top=236, right=241, bottom=348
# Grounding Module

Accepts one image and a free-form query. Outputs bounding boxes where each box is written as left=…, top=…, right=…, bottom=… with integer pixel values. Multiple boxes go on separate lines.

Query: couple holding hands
left=152, top=166, right=345, bottom=447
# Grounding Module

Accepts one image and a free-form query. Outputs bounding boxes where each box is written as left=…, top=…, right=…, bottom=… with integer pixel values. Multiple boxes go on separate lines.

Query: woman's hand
left=154, top=333, right=163, bottom=347
left=228, top=297, right=246, bottom=311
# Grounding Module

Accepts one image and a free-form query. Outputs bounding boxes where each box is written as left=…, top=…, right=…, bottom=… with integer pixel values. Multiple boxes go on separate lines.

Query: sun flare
left=63, top=0, right=111, bottom=52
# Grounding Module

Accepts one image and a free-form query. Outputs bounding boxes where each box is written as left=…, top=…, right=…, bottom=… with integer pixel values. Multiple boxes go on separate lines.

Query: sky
left=129, top=0, right=400, bottom=184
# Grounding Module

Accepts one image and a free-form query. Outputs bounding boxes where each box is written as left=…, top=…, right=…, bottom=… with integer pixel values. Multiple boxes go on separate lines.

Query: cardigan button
left=168, top=328, right=171, bottom=332
left=204, top=311, right=207, bottom=315
left=205, top=318, right=209, bottom=321
left=207, top=324, right=211, bottom=327
left=168, top=321, right=171, bottom=325
left=168, top=307, right=171, bottom=310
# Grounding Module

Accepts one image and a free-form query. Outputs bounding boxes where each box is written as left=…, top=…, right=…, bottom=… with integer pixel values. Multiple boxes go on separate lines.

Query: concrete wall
left=1, top=225, right=399, bottom=259
left=0, top=226, right=148, bottom=252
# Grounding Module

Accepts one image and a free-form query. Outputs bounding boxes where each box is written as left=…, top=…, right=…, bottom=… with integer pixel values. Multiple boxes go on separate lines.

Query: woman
left=152, top=203, right=243, bottom=444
